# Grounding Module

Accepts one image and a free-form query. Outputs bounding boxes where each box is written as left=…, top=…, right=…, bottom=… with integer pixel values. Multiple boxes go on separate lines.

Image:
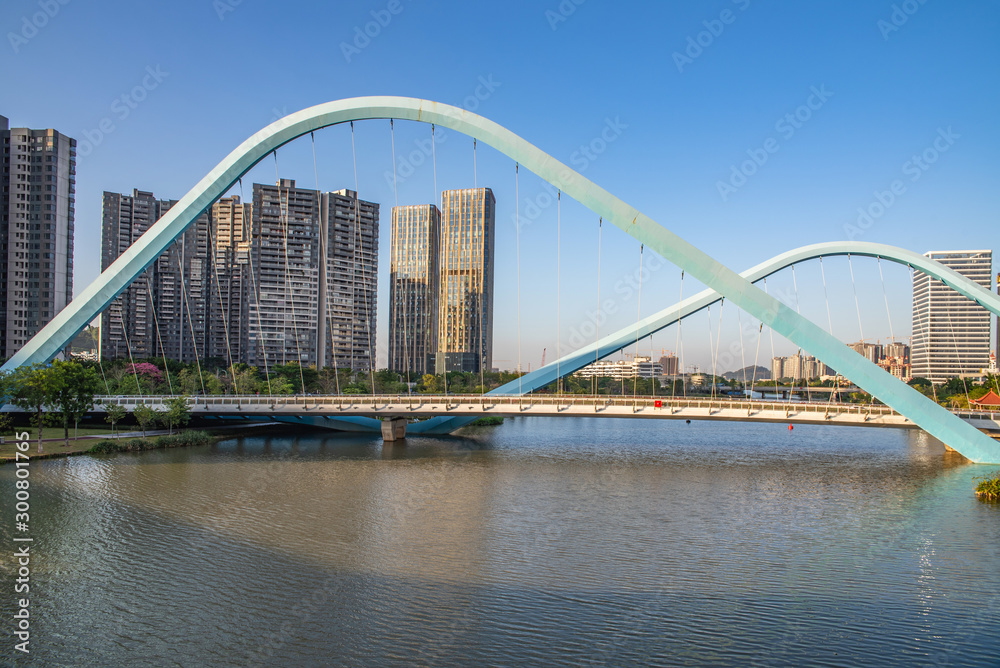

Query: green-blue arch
left=415, top=241, right=1000, bottom=440
left=3, top=98, right=997, bottom=462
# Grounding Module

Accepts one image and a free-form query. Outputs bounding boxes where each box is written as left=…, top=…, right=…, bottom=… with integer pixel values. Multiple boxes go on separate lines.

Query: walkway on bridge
left=95, top=394, right=1000, bottom=434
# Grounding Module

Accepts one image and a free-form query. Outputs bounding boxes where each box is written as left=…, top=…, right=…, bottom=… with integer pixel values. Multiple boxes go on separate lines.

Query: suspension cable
left=475, top=137, right=485, bottom=399
left=819, top=259, right=839, bottom=409
left=595, top=217, right=602, bottom=397
left=633, top=244, right=644, bottom=403
left=877, top=257, right=900, bottom=385
left=349, top=121, right=377, bottom=398
left=942, top=278, right=972, bottom=409
left=388, top=120, right=407, bottom=396
left=178, top=239, right=207, bottom=396
left=273, top=152, right=307, bottom=393
left=791, top=264, right=809, bottom=403
left=749, top=321, right=763, bottom=401
left=849, top=254, right=866, bottom=346
left=878, top=258, right=896, bottom=344
left=239, top=177, right=272, bottom=398
left=515, top=162, right=523, bottom=396
left=763, top=280, right=780, bottom=404
left=737, top=305, right=747, bottom=397
left=556, top=189, right=561, bottom=396
left=711, top=299, right=724, bottom=403
left=430, top=124, right=447, bottom=399
left=208, top=216, right=238, bottom=394
left=673, top=270, right=684, bottom=401
left=145, top=280, right=174, bottom=395
left=96, top=323, right=111, bottom=394
left=849, top=254, right=875, bottom=407
left=315, top=131, right=341, bottom=398
left=117, top=299, right=141, bottom=398
left=706, top=304, right=714, bottom=401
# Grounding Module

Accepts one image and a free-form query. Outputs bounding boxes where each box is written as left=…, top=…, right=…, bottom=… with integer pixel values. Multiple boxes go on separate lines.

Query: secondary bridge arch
left=414, top=241, right=1000, bottom=436
left=3, top=97, right=998, bottom=462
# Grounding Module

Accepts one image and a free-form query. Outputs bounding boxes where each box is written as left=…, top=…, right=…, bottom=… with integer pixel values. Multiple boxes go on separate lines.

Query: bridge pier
left=381, top=417, right=408, bottom=442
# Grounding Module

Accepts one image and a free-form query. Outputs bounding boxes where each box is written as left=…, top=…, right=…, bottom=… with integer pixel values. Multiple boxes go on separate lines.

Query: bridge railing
left=93, top=394, right=920, bottom=419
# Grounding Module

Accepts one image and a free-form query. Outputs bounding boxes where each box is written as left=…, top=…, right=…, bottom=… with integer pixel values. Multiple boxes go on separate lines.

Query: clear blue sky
left=2, top=0, right=997, bottom=371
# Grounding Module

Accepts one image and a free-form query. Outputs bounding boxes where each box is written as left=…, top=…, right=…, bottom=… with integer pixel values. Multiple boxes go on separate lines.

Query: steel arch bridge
left=3, top=97, right=999, bottom=462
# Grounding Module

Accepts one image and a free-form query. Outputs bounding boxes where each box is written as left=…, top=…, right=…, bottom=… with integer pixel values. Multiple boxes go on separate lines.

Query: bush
left=88, top=430, right=213, bottom=455
left=469, top=416, right=504, bottom=426
left=975, top=470, right=1000, bottom=502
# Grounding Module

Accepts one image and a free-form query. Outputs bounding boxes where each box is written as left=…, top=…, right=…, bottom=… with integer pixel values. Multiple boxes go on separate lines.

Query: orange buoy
left=788, top=425, right=794, bottom=431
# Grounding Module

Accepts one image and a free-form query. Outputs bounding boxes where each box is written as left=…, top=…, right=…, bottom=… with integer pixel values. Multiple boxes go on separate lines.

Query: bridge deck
left=95, top=395, right=1000, bottom=432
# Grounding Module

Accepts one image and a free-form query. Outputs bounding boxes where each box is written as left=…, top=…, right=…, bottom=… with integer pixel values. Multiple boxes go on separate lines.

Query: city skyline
left=98, top=180, right=380, bottom=373
left=1, top=2, right=997, bottom=372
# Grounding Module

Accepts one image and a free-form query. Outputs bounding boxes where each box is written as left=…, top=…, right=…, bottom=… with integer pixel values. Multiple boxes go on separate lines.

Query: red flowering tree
left=127, top=362, right=164, bottom=383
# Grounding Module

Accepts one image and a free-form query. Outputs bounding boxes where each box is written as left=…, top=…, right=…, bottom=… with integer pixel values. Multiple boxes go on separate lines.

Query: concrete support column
left=381, top=417, right=407, bottom=442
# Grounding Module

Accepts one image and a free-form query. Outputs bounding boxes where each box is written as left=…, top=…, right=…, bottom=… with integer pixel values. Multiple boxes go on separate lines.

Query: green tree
left=103, top=403, right=128, bottom=439
left=266, top=374, right=295, bottom=395
left=49, top=360, right=102, bottom=446
left=418, top=373, right=442, bottom=394
left=270, top=363, right=319, bottom=394
left=373, top=369, right=400, bottom=394
left=7, top=364, right=58, bottom=452
left=132, top=405, right=159, bottom=438
left=162, top=396, right=191, bottom=435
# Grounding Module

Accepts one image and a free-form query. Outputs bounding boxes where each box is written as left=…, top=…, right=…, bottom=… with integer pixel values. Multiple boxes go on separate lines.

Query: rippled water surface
left=2, top=418, right=999, bottom=666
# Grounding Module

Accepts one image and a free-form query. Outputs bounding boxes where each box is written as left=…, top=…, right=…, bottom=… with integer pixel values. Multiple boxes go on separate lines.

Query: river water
left=2, top=418, right=999, bottom=667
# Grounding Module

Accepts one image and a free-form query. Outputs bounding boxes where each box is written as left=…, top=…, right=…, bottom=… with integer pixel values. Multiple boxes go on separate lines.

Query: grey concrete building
left=387, top=204, right=440, bottom=375
left=319, top=189, right=379, bottom=373
left=100, top=190, right=211, bottom=363
left=247, top=179, right=321, bottom=369
left=912, top=250, right=993, bottom=384
left=1, top=115, right=76, bottom=360
left=247, top=181, right=379, bottom=372
left=100, top=181, right=378, bottom=373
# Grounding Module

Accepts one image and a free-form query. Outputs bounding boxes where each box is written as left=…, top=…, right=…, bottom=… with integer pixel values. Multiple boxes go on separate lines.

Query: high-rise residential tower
left=101, top=189, right=160, bottom=360
left=207, top=195, right=250, bottom=363
left=435, top=187, right=495, bottom=374
left=101, top=189, right=210, bottom=362
left=100, top=180, right=378, bottom=372
left=1, top=115, right=76, bottom=360
left=248, top=179, right=321, bottom=368
left=318, top=189, right=379, bottom=372
left=388, top=204, right=440, bottom=375
left=912, top=250, right=993, bottom=384
left=247, top=181, right=379, bottom=372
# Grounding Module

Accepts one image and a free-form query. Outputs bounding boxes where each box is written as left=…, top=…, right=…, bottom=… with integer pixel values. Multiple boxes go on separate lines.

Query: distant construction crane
left=541, top=348, right=546, bottom=368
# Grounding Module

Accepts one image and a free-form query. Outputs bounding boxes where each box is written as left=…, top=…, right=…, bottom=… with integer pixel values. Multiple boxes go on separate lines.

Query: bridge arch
left=3, top=97, right=997, bottom=462
left=414, top=241, right=1000, bottom=436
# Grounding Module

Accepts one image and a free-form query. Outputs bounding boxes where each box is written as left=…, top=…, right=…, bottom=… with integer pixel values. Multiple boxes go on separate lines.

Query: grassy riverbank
left=0, top=425, right=278, bottom=462
left=88, top=430, right=214, bottom=454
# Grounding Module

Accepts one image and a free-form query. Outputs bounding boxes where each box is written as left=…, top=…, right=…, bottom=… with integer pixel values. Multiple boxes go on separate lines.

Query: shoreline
left=1, top=423, right=282, bottom=464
